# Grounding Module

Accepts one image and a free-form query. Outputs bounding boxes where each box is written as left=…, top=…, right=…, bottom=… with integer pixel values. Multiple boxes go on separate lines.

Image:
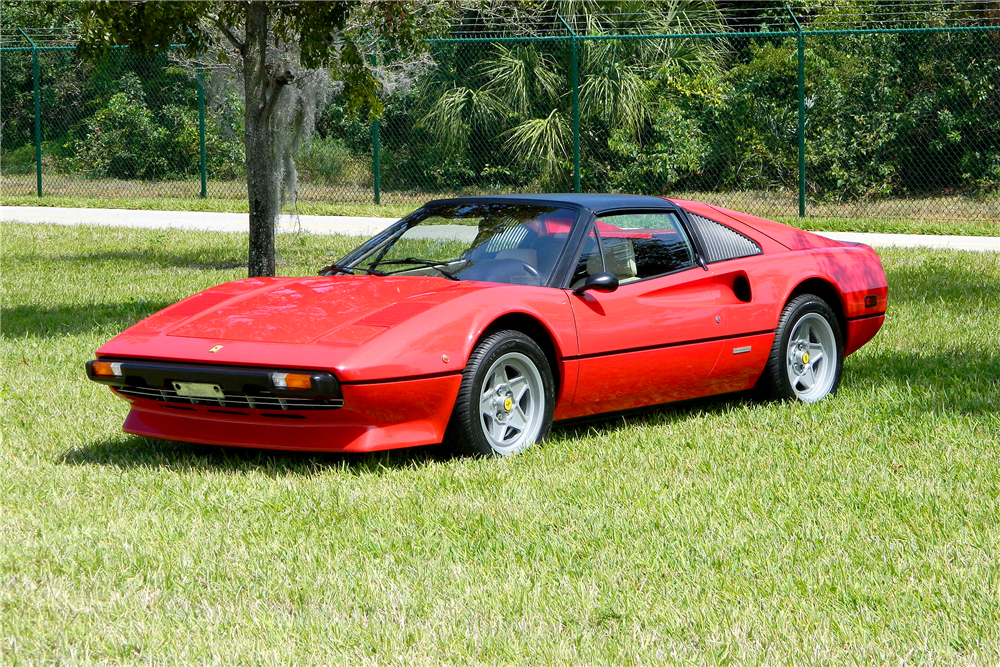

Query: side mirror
left=573, top=272, right=619, bottom=296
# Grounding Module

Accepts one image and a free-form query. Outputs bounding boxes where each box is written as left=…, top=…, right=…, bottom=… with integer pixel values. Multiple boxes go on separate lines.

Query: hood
left=100, top=276, right=573, bottom=383
left=131, top=276, right=483, bottom=344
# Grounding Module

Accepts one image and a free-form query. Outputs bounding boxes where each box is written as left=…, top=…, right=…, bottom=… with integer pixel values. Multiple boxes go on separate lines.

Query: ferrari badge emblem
left=802, top=352, right=810, bottom=364
left=504, top=397, right=513, bottom=411
left=209, top=345, right=224, bottom=353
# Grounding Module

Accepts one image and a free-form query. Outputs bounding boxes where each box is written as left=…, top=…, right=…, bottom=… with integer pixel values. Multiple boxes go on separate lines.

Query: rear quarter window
left=683, top=211, right=762, bottom=263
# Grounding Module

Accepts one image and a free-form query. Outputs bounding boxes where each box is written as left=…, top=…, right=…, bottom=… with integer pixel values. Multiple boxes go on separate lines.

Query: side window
left=595, top=212, right=695, bottom=281
left=571, top=224, right=602, bottom=288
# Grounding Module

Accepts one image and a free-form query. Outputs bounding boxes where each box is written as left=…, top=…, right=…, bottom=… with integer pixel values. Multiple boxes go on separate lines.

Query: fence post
left=197, top=65, right=207, bottom=198
left=20, top=29, right=42, bottom=197
left=560, top=15, right=581, bottom=192
left=788, top=7, right=806, bottom=217
left=370, top=53, right=381, bottom=206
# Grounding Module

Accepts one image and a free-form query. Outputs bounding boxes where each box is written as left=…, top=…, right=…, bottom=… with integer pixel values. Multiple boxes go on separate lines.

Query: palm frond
left=417, top=85, right=505, bottom=152
left=579, top=54, right=649, bottom=136
left=503, top=108, right=571, bottom=177
left=417, top=86, right=474, bottom=151
left=482, top=45, right=564, bottom=115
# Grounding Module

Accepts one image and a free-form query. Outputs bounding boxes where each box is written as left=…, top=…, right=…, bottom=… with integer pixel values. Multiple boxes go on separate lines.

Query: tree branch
left=207, top=12, right=244, bottom=54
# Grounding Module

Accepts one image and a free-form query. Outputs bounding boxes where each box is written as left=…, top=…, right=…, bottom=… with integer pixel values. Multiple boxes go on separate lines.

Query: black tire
left=756, top=294, right=844, bottom=402
left=446, top=330, right=555, bottom=457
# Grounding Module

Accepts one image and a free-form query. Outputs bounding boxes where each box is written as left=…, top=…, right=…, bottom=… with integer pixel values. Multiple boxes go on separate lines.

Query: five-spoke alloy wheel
left=758, top=294, right=844, bottom=403
left=448, top=330, right=554, bottom=457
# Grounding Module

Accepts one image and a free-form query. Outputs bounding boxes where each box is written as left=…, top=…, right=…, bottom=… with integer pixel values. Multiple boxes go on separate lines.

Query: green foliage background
left=1, top=1, right=998, bottom=215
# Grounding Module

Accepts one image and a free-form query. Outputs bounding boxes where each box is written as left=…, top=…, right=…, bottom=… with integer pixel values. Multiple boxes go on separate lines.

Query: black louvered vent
left=115, top=386, right=343, bottom=411
left=684, top=212, right=762, bottom=263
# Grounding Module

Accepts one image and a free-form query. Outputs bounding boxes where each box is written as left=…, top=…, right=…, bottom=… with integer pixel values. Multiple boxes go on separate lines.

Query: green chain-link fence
left=2, top=21, right=998, bottom=221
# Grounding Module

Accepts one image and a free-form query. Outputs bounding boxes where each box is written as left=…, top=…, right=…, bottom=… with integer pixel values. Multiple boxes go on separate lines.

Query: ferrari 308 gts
left=87, top=194, right=887, bottom=456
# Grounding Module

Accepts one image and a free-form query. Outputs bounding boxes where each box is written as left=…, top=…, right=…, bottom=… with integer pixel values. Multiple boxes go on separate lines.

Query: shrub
left=297, top=136, right=370, bottom=186
left=1, top=144, right=37, bottom=175
left=72, top=73, right=170, bottom=179
left=384, top=147, right=476, bottom=192
left=607, top=101, right=705, bottom=193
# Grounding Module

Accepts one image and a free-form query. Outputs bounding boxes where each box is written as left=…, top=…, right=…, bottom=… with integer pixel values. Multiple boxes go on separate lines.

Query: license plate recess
left=172, top=381, right=225, bottom=399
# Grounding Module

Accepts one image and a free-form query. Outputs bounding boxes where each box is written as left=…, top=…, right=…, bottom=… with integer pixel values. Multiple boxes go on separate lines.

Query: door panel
left=568, top=269, right=728, bottom=407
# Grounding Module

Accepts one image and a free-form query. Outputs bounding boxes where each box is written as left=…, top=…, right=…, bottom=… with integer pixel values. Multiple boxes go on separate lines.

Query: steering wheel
left=516, top=260, right=540, bottom=278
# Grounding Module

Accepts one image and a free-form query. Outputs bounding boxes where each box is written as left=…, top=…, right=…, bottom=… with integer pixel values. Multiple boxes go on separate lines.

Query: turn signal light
left=271, top=372, right=312, bottom=390
left=92, top=361, right=123, bottom=377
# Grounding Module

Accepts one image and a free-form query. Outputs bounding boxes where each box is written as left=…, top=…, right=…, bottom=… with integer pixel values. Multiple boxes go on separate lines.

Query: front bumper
left=88, top=359, right=463, bottom=452
left=86, top=358, right=342, bottom=403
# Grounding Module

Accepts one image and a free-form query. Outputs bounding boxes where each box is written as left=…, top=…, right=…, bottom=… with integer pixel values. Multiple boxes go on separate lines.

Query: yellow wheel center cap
left=504, top=397, right=513, bottom=411
left=802, top=352, right=810, bottom=364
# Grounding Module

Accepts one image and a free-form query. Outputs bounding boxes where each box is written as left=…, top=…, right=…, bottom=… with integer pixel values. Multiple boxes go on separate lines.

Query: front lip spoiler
left=85, top=359, right=342, bottom=401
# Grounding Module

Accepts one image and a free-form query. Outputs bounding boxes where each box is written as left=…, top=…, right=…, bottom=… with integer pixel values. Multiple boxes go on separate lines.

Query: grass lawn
left=4, top=192, right=999, bottom=237
left=2, top=222, right=999, bottom=665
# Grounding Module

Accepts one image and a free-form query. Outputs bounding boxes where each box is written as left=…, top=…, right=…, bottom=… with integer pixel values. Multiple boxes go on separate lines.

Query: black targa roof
left=426, top=193, right=678, bottom=216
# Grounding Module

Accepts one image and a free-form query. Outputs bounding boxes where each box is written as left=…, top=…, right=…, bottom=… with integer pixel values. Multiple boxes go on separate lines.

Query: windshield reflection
left=341, top=203, right=580, bottom=287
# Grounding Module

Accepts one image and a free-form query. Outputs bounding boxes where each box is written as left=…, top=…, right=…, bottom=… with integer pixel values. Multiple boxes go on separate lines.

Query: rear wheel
left=758, top=294, right=843, bottom=402
left=447, top=330, right=554, bottom=457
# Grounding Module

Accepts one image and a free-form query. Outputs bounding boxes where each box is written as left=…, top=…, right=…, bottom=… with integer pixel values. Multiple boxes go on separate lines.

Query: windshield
left=339, top=202, right=580, bottom=286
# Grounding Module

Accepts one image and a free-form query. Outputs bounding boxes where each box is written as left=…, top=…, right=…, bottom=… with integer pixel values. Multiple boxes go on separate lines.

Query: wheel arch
left=475, top=312, right=563, bottom=397
left=786, top=277, right=846, bottom=340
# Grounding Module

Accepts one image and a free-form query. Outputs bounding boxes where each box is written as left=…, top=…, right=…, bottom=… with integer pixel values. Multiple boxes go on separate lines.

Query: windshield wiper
left=318, top=263, right=385, bottom=277
left=377, top=258, right=460, bottom=280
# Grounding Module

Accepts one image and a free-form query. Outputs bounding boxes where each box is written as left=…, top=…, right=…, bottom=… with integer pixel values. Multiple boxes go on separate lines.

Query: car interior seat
left=571, top=236, right=638, bottom=288
left=590, top=237, right=638, bottom=282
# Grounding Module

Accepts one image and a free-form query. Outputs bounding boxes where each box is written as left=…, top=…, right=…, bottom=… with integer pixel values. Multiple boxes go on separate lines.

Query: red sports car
left=87, top=195, right=887, bottom=456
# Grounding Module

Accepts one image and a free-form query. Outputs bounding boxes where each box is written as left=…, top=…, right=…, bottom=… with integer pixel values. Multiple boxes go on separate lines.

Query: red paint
left=92, top=200, right=888, bottom=452
left=845, top=315, right=886, bottom=356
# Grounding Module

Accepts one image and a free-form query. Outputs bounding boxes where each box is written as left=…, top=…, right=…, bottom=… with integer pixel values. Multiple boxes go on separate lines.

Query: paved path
left=3, top=206, right=998, bottom=251
left=0, top=206, right=395, bottom=237
left=815, top=230, right=999, bottom=252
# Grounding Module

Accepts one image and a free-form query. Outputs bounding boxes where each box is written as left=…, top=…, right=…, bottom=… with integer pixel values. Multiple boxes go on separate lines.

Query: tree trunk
left=243, top=2, right=277, bottom=277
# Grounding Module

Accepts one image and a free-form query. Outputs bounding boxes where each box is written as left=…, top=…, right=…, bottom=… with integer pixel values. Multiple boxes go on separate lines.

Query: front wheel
left=446, top=330, right=554, bottom=457
left=757, top=294, right=843, bottom=402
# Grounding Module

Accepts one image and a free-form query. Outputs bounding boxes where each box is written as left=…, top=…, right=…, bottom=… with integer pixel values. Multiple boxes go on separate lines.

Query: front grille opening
left=114, top=385, right=343, bottom=411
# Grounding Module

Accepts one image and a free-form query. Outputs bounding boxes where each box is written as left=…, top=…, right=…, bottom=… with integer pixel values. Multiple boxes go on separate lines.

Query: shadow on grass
left=58, top=344, right=998, bottom=474
left=553, top=393, right=748, bottom=439
left=59, top=434, right=452, bottom=475
left=61, top=393, right=745, bottom=474
left=845, top=347, right=1000, bottom=416
left=885, top=256, right=1000, bottom=306
left=14, top=249, right=248, bottom=271
left=1, top=300, right=175, bottom=339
